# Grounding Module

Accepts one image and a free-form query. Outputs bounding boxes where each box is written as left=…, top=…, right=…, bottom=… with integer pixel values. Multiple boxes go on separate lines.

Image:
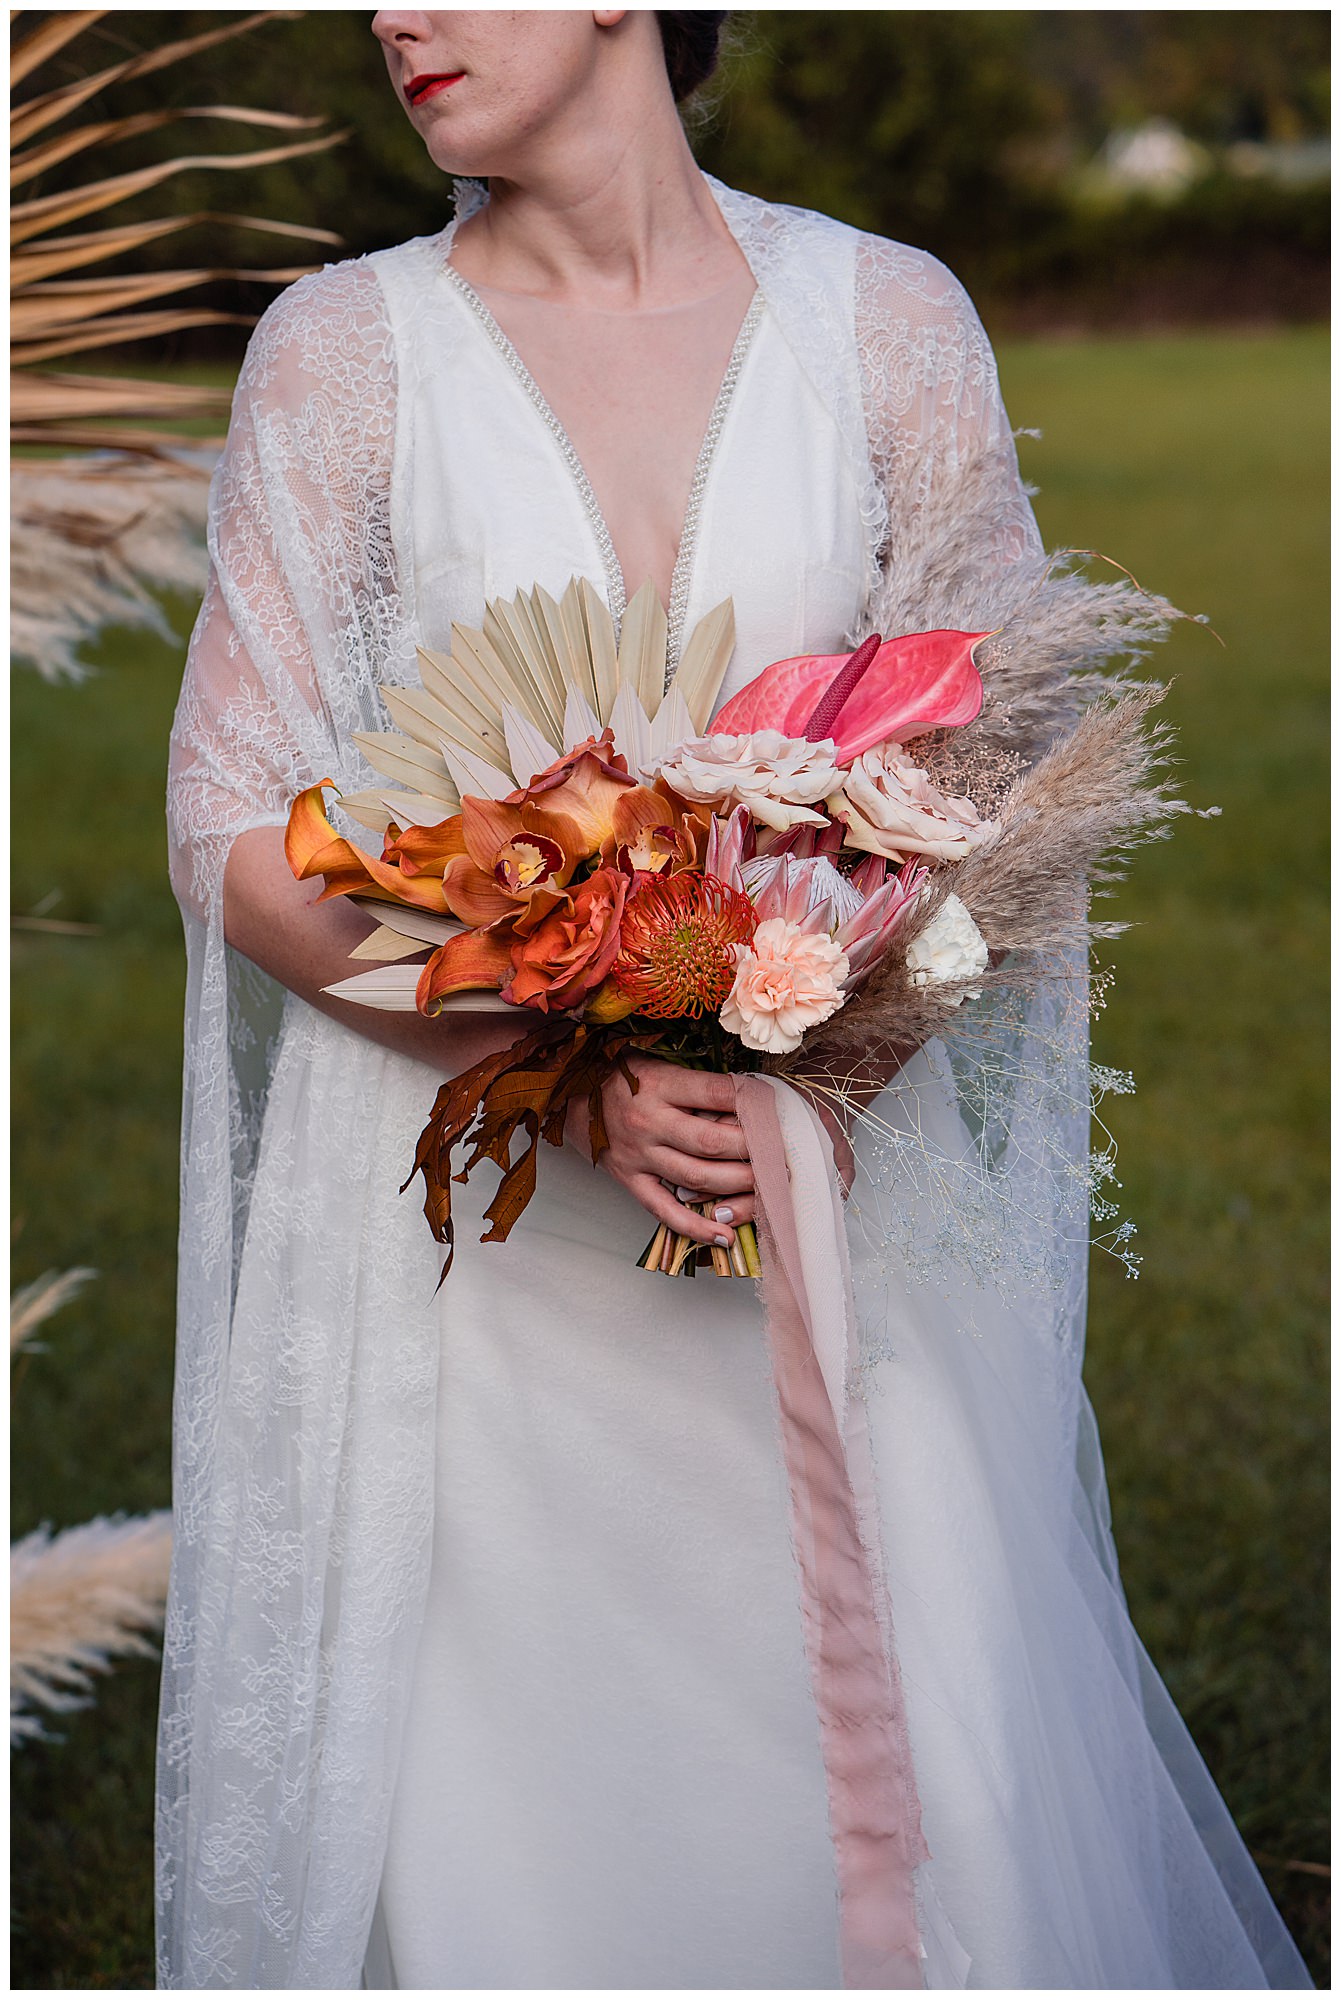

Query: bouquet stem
left=637, top=1208, right=761, bottom=1279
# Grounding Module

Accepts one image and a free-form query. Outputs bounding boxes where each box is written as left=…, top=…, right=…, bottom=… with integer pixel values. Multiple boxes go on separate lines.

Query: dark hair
left=656, top=12, right=727, bottom=103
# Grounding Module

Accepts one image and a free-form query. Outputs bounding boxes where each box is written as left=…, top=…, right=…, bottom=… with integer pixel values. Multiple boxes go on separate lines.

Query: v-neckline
left=440, top=236, right=765, bottom=674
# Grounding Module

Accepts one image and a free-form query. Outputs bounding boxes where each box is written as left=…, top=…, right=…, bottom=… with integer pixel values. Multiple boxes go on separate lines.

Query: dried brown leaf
left=11, top=132, right=342, bottom=246
left=11, top=12, right=296, bottom=148
left=404, top=1022, right=653, bottom=1285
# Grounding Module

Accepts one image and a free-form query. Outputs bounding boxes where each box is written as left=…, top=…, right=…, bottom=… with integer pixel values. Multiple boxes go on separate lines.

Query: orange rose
left=503, top=868, right=629, bottom=1014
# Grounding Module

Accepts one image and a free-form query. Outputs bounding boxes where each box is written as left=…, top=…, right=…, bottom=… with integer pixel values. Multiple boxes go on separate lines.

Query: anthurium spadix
left=711, top=629, right=990, bottom=766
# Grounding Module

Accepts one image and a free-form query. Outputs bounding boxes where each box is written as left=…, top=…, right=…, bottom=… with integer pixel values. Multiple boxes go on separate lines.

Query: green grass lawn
left=10, top=327, right=1328, bottom=1985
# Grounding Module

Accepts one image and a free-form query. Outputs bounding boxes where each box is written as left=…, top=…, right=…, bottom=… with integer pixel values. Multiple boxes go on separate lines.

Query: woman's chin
left=424, top=135, right=493, bottom=181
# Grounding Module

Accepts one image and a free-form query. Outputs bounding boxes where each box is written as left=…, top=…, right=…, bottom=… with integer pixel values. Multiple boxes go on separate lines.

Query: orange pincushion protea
left=611, top=871, right=757, bottom=1019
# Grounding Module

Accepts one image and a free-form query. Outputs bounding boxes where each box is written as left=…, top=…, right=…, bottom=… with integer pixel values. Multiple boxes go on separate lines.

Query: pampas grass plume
left=10, top=1266, right=97, bottom=1357
left=11, top=1512, right=174, bottom=1745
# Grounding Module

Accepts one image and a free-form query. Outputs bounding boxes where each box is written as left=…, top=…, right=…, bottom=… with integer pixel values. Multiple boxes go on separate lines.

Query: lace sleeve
left=854, top=234, right=1042, bottom=588
left=166, top=256, right=407, bottom=925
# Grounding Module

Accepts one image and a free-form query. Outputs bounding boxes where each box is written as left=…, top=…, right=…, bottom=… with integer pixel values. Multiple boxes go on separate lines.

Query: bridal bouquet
left=287, top=553, right=1193, bottom=1284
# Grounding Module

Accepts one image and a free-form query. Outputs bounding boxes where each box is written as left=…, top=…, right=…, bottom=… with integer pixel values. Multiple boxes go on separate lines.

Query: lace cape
left=158, top=178, right=1304, bottom=1989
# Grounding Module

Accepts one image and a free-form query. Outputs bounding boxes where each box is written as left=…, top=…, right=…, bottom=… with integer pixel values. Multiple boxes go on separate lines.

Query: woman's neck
left=450, top=110, right=743, bottom=311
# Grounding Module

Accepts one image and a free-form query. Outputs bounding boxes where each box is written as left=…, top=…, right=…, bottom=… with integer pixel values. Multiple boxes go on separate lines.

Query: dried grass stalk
left=10, top=1265, right=97, bottom=1356
left=780, top=442, right=1205, bottom=1078
left=11, top=459, right=211, bottom=679
left=11, top=1511, right=173, bottom=1744
left=10, top=11, right=342, bottom=677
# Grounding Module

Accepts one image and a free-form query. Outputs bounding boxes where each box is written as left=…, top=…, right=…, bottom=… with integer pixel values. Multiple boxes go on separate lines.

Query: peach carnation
left=720, top=917, right=849, bottom=1056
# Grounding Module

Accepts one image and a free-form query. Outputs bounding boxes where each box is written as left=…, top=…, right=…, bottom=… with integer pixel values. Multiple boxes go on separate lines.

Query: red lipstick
left=405, top=71, right=464, bottom=108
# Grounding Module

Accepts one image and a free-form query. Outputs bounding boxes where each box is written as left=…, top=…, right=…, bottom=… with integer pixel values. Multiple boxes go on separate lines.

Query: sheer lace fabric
left=157, top=177, right=1308, bottom=1990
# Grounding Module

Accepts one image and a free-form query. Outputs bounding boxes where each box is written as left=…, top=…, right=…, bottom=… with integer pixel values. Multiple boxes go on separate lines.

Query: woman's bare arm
left=223, top=823, right=518, bottom=1075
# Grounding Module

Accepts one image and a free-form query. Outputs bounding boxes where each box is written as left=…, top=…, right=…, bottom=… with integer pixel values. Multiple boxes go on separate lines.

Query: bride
left=157, top=10, right=1311, bottom=1989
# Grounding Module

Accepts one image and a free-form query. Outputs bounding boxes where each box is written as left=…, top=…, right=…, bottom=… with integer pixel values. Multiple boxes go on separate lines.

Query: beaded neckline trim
left=665, top=287, right=765, bottom=681
left=442, top=259, right=764, bottom=676
left=442, top=262, right=628, bottom=625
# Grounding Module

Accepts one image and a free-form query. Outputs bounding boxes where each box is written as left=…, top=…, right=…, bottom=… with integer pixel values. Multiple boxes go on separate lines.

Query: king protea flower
left=611, top=871, right=758, bottom=1018
left=738, top=852, right=927, bottom=986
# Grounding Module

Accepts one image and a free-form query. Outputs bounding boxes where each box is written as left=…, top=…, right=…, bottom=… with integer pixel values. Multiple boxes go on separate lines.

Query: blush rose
left=832, top=744, right=997, bottom=863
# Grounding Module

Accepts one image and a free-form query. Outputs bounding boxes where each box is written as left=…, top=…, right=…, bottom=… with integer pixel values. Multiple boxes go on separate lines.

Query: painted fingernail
left=714, top=1233, right=731, bottom=1248
left=713, top=1205, right=734, bottom=1223
left=675, top=1186, right=699, bottom=1203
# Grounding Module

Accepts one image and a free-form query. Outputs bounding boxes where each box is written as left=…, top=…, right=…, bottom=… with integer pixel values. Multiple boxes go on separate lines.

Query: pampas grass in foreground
left=9, top=458, right=211, bottom=682
left=11, top=1513, right=173, bottom=1745
left=10, top=10, right=341, bottom=679
left=10, top=1264, right=97, bottom=1357
left=11, top=1265, right=173, bottom=1746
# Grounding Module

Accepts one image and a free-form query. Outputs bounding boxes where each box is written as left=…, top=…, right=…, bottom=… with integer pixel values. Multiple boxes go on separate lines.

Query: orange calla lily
left=417, top=925, right=516, bottom=1015
left=285, top=780, right=451, bottom=913
left=384, top=814, right=469, bottom=880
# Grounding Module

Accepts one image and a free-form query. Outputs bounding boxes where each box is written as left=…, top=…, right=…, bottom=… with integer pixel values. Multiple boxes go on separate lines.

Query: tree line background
left=18, top=9, right=1331, bottom=342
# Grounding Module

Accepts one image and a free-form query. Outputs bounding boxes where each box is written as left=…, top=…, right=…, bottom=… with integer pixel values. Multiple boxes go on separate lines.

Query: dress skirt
left=366, top=1105, right=843, bottom=1989
left=245, top=1006, right=1302, bottom=1992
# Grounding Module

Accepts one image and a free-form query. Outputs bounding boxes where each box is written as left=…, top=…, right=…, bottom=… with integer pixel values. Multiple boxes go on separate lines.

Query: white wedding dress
left=158, top=176, right=1310, bottom=1991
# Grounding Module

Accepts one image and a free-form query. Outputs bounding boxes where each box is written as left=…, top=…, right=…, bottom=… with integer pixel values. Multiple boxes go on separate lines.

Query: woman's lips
left=406, top=72, right=465, bottom=107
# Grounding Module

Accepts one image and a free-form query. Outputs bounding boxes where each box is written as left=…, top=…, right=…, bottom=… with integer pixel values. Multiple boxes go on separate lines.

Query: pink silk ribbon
left=733, top=1073, right=929, bottom=1990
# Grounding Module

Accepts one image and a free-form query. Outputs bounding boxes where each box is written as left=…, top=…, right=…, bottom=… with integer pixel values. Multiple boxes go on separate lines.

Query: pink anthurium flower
left=711, top=629, right=991, bottom=766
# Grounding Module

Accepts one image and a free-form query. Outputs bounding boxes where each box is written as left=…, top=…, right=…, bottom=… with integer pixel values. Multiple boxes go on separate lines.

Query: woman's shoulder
left=238, top=230, right=448, bottom=401
left=713, top=178, right=983, bottom=335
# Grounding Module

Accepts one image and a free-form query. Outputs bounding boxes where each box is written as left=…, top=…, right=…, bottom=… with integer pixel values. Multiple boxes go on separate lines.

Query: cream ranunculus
left=657, top=730, right=841, bottom=833
left=832, top=744, right=997, bottom=863
left=720, top=917, right=849, bottom=1055
left=905, top=893, right=989, bottom=1004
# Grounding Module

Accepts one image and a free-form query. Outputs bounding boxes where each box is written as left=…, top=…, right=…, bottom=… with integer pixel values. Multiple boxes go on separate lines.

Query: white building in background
left=1096, top=117, right=1210, bottom=194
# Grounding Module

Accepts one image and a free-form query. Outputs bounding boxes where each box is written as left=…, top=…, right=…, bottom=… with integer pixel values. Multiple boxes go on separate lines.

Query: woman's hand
left=595, top=1055, right=755, bottom=1246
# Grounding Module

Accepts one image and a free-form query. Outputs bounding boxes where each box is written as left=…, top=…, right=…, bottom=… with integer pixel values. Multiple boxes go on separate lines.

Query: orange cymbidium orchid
left=511, top=732, right=654, bottom=857
left=609, top=786, right=708, bottom=878
left=286, top=779, right=452, bottom=914
left=440, top=794, right=587, bottom=933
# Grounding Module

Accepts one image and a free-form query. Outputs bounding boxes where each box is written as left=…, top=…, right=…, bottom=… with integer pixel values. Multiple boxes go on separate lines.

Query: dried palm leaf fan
left=10, top=9, right=344, bottom=677
left=335, top=577, right=738, bottom=974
